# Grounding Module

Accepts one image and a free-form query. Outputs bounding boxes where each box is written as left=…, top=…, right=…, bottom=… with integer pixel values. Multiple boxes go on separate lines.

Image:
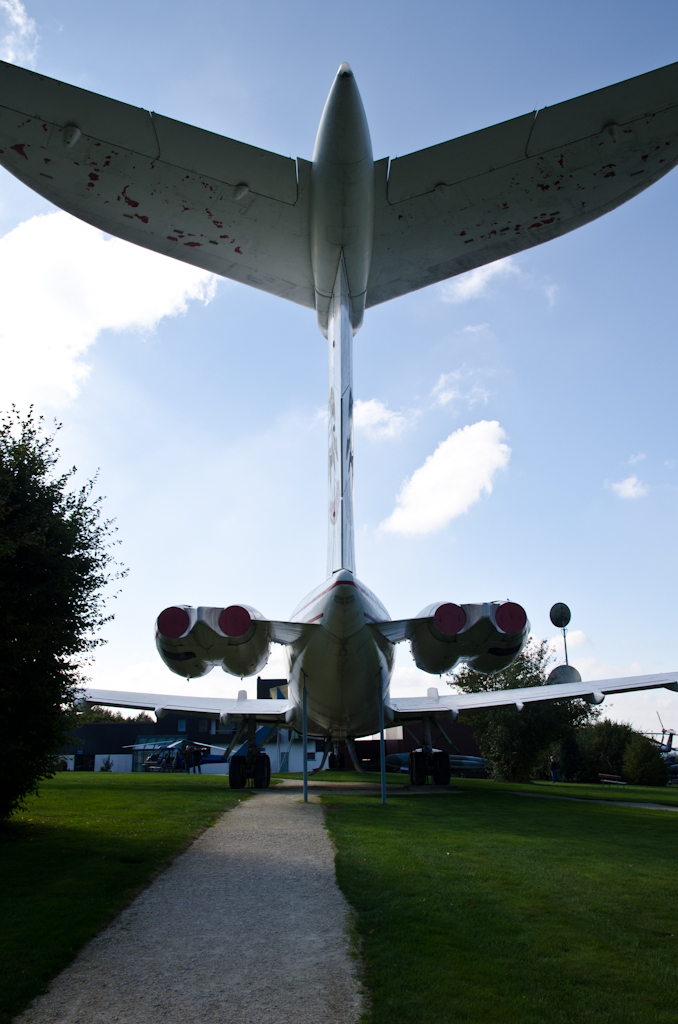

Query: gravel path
left=16, top=790, right=363, bottom=1024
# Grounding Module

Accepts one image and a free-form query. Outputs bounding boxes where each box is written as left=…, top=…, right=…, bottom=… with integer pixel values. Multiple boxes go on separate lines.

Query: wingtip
left=337, top=62, right=353, bottom=78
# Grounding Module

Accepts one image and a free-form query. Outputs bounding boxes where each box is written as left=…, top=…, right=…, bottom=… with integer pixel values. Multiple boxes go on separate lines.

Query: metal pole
left=379, top=685, right=387, bottom=805
left=302, top=683, right=308, bottom=803
left=563, top=627, right=569, bottom=666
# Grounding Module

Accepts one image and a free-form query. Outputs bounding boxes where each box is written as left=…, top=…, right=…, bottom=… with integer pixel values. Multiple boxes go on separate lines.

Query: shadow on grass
left=324, top=787, right=678, bottom=1024
left=0, top=774, right=244, bottom=1024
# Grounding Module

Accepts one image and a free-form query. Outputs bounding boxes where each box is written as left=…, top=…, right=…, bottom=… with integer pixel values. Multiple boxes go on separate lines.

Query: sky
left=1, top=0, right=678, bottom=735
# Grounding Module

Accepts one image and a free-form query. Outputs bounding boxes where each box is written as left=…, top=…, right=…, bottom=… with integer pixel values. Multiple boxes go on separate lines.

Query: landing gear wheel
left=432, top=750, right=451, bottom=786
left=253, top=753, right=271, bottom=788
left=229, top=754, right=247, bottom=789
left=409, top=750, right=427, bottom=786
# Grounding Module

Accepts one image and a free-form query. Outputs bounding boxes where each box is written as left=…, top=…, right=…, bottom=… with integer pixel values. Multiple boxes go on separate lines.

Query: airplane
left=2, top=57, right=678, bottom=792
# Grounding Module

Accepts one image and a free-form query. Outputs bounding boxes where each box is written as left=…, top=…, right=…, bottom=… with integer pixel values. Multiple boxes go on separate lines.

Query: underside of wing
left=0, top=60, right=314, bottom=307
left=368, top=61, right=678, bottom=306
left=83, top=687, right=291, bottom=723
left=387, top=671, right=678, bottom=719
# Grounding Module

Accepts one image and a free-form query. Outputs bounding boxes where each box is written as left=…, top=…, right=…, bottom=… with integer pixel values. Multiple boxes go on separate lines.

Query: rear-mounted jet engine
left=155, top=604, right=271, bottom=678
left=410, top=601, right=529, bottom=675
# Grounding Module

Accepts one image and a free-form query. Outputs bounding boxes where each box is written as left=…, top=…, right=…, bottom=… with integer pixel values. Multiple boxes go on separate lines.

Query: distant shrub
left=622, top=734, right=670, bottom=787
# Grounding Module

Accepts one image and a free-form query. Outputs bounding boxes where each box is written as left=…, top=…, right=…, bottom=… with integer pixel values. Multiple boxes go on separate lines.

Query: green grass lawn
left=0, top=773, right=244, bottom=1024
left=454, top=776, right=678, bottom=806
left=274, top=769, right=407, bottom=785
left=324, top=787, right=678, bottom=1024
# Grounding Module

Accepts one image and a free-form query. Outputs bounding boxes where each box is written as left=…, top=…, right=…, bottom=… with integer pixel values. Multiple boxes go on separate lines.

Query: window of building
left=178, top=719, right=187, bottom=733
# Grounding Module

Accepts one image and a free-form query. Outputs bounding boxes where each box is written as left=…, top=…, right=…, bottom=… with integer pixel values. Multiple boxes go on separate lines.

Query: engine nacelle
left=410, top=601, right=529, bottom=675
left=155, top=604, right=271, bottom=678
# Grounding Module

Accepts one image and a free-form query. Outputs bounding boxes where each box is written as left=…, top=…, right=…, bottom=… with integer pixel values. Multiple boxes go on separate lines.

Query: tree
left=622, top=733, right=670, bottom=786
left=0, top=409, right=124, bottom=818
left=73, top=705, right=153, bottom=725
left=451, top=640, right=599, bottom=782
left=569, top=720, right=635, bottom=782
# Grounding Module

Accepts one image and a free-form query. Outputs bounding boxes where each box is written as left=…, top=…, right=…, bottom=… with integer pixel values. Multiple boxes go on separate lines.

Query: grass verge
left=0, top=773, right=244, bottom=1024
left=324, top=787, right=678, bottom=1024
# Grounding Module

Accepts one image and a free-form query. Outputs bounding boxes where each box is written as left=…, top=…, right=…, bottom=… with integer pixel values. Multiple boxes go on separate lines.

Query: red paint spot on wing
left=184, top=241, right=202, bottom=247
left=121, top=185, right=139, bottom=208
left=213, top=220, right=223, bottom=228
left=135, top=214, right=149, bottom=224
left=167, top=236, right=178, bottom=241
left=234, top=246, right=242, bottom=253
left=88, top=172, right=99, bottom=181
left=10, top=143, right=28, bottom=159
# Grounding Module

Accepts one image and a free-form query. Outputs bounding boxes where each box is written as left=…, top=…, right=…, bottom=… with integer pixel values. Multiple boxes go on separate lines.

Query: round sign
left=550, top=602, right=571, bottom=629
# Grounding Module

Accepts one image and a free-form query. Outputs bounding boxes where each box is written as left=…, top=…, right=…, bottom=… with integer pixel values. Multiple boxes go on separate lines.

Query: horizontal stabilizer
left=0, top=60, right=314, bottom=307
left=82, top=687, right=291, bottom=723
left=387, top=671, right=678, bottom=719
left=368, top=61, right=678, bottom=306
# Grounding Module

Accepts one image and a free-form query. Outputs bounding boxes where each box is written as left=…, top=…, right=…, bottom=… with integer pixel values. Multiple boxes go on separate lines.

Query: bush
left=0, top=409, right=124, bottom=818
left=622, top=734, right=670, bottom=786
left=453, top=640, right=598, bottom=783
left=570, top=720, right=635, bottom=783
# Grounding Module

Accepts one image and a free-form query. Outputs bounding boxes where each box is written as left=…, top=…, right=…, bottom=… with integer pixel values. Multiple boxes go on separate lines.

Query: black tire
left=409, top=750, right=427, bottom=786
left=253, top=753, right=271, bottom=788
left=229, top=754, right=247, bottom=789
left=432, top=750, right=451, bottom=786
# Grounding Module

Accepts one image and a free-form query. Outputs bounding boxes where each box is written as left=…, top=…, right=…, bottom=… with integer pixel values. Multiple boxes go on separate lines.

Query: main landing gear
left=408, top=749, right=451, bottom=786
left=407, top=715, right=452, bottom=786
left=228, top=719, right=273, bottom=790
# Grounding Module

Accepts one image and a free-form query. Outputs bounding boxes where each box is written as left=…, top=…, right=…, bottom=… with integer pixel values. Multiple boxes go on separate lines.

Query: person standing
left=193, top=745, right=203, bottom=774
left=183, top=744, right=193, bottom=773
left=550, top=755, right=564, bottom=783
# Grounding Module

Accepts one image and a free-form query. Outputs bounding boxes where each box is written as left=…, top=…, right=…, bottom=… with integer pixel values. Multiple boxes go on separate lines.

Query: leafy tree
left=73, top=705, right=153, bottom=725
left=569, top=720, right=635, bottom=782
left=0, top=409, right=124, bottom=819
left=452, top=639, right=598, bottom=782
left=622, top=733, right=670, bottom=786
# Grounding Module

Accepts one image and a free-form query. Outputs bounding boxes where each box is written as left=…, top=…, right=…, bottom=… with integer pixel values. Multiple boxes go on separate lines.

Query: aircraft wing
left=367, top=61, right=678, bottom=307
left=82, top=687, right=291, bottom=723
left=387, top=671, right=678, bottom=719
left=0, top=60, right=314, bottom=307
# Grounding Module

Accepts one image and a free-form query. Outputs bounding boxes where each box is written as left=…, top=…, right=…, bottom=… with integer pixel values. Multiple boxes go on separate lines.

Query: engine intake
left=410, top=600, right=529, bottom=676
left=156, top=603, right=271, bottom=678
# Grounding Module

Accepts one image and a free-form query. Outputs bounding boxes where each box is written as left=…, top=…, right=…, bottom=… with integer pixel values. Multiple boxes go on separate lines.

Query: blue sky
left=1, top=0, right=677, bottom=733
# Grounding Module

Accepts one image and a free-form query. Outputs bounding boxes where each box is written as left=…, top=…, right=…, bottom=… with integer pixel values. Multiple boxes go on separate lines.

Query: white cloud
left=432, top=367, right=489, bottom=409
left=547, top=630, right=591, bottom=660
left=439, top=257, right=520, bottom=303
left=0, top=212, right=217, bottom=410
left=459, top=323, right=491, bottom=335
left=0, top=0, right=37, bottom=65
left=545, top=284, right=559, bottom=306
left=628, top=452, right=646, bottom=464
left=354, top=398, right=408, bottom=439
left=609, top=475, right=648, bottom=499
left=380, top=420, right=510, bottom=536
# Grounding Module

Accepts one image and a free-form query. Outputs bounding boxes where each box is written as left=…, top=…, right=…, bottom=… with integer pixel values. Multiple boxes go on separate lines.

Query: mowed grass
left=324, top=787, right=678, bottom=1024
left=454, top=776, right=678, bottom=806
left=0, top=773, right=245, bottom=1024
left=275, top=770, right=407, bottom=785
